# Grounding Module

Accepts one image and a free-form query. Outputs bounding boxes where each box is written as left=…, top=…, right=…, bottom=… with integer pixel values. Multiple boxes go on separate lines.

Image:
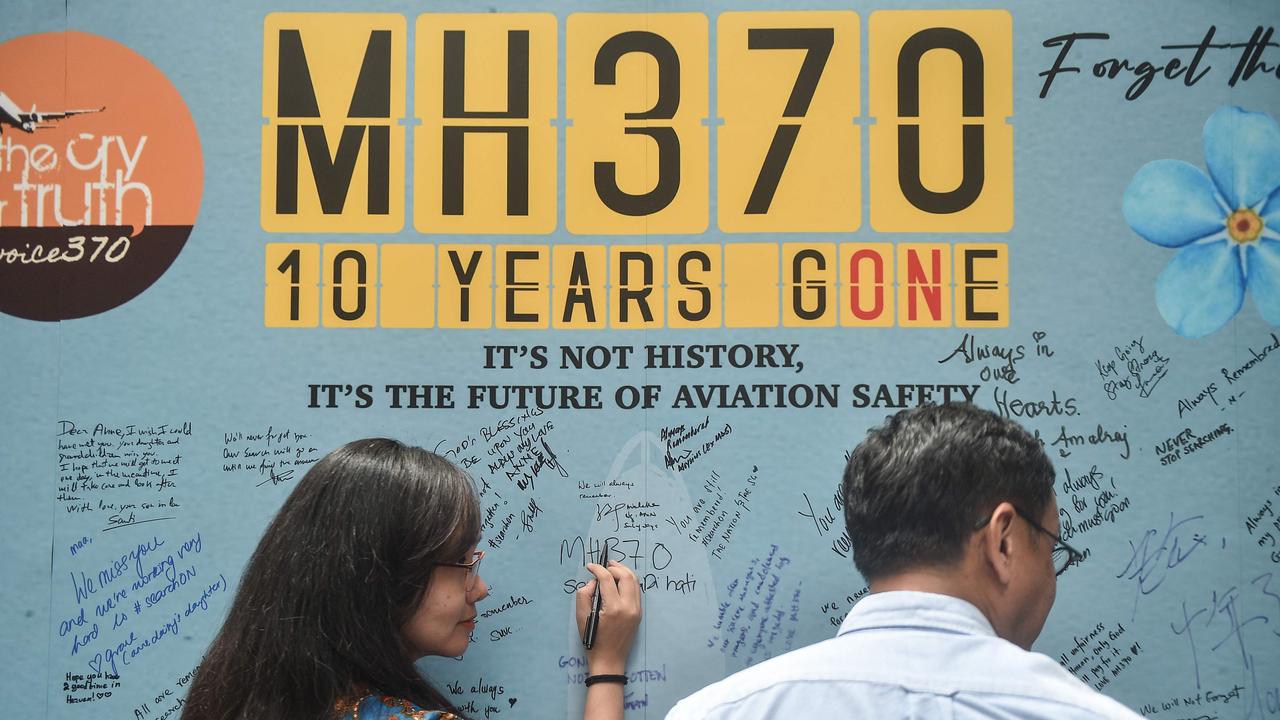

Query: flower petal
left=1246, top=238, right=1280, bottom=327
left=1203, top=106, right=1280, bottom=209
left=1263, top=183, right=1280, bottom=228
left=1123, top=160, right=1226, bottom=247
left=1155, top=240, right=1244, bottom=338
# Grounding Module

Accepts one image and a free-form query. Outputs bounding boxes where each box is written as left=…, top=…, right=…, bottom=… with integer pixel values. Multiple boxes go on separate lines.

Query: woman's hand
left=575, top=560, right=642, bottom=675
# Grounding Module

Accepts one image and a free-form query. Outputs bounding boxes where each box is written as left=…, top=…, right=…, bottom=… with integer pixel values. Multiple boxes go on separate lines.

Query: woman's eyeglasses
left=439, top=550, right=485, bottom=591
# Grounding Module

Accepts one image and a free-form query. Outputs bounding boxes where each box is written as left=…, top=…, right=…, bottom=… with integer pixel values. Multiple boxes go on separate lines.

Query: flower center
left=1226, top=208, right=1263, bottom=244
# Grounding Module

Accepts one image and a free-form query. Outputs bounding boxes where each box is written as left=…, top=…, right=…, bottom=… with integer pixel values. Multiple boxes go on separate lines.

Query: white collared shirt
left=666, top=591, right=1143, bottom=719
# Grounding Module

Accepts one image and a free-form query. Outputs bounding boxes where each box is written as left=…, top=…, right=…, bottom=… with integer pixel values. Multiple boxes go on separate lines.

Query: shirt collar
left=837, top=590, right=998, bottom=639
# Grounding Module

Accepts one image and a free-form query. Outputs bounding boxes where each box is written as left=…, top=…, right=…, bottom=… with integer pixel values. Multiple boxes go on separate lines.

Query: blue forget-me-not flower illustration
left=1122, top=106, right=1280, bottom=338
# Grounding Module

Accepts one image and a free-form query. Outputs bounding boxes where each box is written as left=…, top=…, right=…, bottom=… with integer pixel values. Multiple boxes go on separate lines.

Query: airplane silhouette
left=0, top=91, right=103, bottom=134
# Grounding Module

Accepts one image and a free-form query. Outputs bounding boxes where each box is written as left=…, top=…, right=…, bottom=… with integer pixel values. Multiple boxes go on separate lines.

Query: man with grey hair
left=667, top=403, right=1143, bottom=719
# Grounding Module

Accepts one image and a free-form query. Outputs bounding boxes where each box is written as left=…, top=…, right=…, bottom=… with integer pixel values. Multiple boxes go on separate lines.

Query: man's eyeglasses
left=438, top=550, right=485, bottom=591
left=973, top=506, right=1083, bottom=576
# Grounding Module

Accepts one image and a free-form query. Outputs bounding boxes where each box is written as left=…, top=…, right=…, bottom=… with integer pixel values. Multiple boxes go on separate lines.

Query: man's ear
left=980, top=501, right=1019, bottom=586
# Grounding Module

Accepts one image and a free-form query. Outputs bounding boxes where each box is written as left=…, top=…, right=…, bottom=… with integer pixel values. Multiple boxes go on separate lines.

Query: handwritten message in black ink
left=818, top=586, right=869, bottom=629
left=1058, top=463, right=1132, bottom=554
left=1139, top=684, right=1249, bottom=718
left=57, top=420, right=190, bottom=531
left=444, top=675, right=516, bottom=719
left=1056, top=620, right=1144, bottom=693
left=662, top=416, right=730, bottom=472
left=439, top=410, right=562, bottom=551
left=1095, top=336, right=1170, bottom=401
left=1246, top=483, right=1280, bottom=564
left=667, top=466, right=756, bottom=559
left=937, top=332, right=1026, bottom=384
left=128, top=665, right=197, bottom=720
left=797, top=481, right=852, bottom=559
left=221, top=426, right=319, bottom=487
left=1043, top=422, right=1131, bottom=461
left=1154, top=423, right=1234, bottom=467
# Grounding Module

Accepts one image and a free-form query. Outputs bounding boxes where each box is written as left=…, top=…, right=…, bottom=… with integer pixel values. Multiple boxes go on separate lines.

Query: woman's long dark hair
left=183, top=438, right=480, bottom=720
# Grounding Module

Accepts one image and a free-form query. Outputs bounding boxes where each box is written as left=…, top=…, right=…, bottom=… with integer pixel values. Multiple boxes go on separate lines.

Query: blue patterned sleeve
left=333, top=693, right=457, bottom=720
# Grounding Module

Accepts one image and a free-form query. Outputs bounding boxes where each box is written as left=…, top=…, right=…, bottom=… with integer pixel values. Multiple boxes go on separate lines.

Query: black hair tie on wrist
left=584, top=674, right=628, bottom=687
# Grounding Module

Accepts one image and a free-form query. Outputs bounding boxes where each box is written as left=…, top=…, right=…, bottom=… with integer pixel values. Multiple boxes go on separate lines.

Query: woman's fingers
left=578, top=560, right=641, bottom=674
left=575, top=577, right=598, bottom=631
left=604, top=561, right=641, bottom=617
left=586, top=561, right=623, bottom=606
left=575, top=561, right=641, bottom=640
left=577, top=562, right=619, bottom=634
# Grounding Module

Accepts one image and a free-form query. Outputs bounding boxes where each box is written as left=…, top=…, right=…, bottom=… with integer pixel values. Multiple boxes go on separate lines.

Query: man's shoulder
left=664, top=635, right=854, bottom=719
left=665, top=626, right=1143, bottom=720
left=994, top=647, right=1146, bottom=718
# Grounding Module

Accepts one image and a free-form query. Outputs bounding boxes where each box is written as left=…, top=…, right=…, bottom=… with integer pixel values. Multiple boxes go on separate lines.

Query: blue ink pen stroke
left=1123, top=106, right=1280, bottom=338
left=1169, top=575, right=1278, bottom=694
left=1116, top=513, right=1209, bottom=620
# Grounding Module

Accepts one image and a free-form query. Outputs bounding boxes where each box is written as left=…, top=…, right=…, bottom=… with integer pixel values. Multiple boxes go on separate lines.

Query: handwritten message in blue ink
left=55, top=530, right=227, bottom=686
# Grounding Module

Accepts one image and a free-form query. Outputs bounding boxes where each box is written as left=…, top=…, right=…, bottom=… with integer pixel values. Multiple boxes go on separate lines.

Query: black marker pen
left=582, top=543, right=608, bottom=648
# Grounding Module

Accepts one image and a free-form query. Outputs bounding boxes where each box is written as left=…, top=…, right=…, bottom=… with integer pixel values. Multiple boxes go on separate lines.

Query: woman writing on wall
left=183, top=437, right=641, bottom=720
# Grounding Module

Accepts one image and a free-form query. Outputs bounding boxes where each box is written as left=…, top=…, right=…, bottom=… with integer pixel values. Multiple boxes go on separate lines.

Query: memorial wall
left=2, top=1, right=1279, bottom=717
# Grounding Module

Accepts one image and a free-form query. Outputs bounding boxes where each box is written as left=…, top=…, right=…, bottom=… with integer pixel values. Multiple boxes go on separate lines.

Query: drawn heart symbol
left=88, top=655, right=102, bottom=674
left=508, top=698, right=518, bottom=708
left=1032, top=331, right=1046, bottom=343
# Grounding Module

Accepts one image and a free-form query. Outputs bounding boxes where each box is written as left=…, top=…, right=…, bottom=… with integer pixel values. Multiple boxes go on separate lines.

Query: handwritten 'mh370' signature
left=1118, top=513, right=1213, bottom=619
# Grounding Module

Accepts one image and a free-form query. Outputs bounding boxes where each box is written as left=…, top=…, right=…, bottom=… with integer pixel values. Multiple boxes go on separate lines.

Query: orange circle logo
left=0, top=31, right=203, bottom=321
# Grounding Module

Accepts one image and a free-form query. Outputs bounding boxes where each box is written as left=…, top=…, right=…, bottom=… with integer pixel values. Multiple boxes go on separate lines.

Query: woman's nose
left=470, top=574, right=490, bottom=601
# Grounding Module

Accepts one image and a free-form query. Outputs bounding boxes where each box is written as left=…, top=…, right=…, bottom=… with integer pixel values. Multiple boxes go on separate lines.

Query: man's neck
left=868, top=567, right=997, bottom=625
